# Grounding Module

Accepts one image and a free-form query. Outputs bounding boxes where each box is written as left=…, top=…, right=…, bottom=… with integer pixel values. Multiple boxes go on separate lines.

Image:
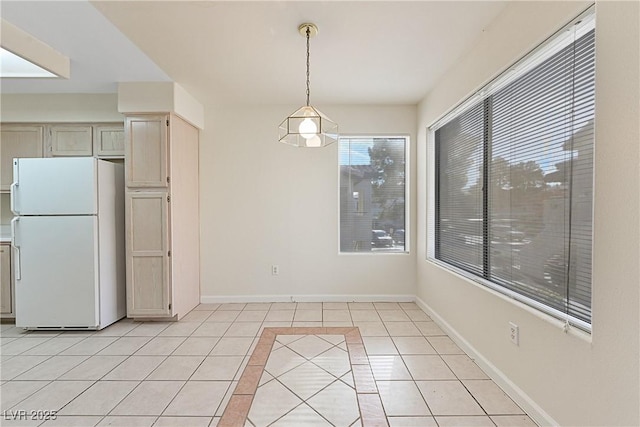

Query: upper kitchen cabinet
left=94, top=124, right=125, bottom=158
left=0, top=125, right=44, bottom=191
left=125, top=115, right=168, bottom=188
left=49, top=124, right=93, bottom=156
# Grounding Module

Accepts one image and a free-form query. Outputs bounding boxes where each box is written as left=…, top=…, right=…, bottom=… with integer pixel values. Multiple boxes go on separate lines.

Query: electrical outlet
left=271, top=265, right=279, bottom=276
left=509, top=322, right=519, bottom=346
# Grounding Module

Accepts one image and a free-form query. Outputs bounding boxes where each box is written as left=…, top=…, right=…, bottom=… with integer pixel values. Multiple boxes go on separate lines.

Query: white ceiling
left=1, top=1, right=508, bottom=106
left=0, top=1, right=171, bottom=93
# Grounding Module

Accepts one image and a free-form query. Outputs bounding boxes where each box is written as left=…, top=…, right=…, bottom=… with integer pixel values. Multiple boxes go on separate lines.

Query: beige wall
left=199, top=104, right=417, bottom=301
left=416, top=1, right=639, bottom=426
left=1, top=93, right=122, bottom=122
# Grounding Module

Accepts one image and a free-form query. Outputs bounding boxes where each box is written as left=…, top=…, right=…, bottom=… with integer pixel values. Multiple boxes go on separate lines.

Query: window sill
left=425, top=256, right=592, bottom=341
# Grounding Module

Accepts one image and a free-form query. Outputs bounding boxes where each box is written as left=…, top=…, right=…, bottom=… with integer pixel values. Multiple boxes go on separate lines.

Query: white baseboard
left=200, top=294, right=416, bottom=304
left=415, top=296, right=557, bottom=427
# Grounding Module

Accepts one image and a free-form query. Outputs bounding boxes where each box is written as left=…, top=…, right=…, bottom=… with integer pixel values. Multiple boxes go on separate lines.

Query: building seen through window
left=339, top=137, right=407, bottom=253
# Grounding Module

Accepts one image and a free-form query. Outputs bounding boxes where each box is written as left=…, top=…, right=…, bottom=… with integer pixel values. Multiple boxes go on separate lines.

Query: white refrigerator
left=11, top=157, right=126, bottom=330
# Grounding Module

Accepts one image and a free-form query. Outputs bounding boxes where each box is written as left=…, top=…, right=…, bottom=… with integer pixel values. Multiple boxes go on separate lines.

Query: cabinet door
left=94, top=124, right=125, bottom=158
left=50, top=125, right=93, bottom=156
left=125, top=115, right=168, bottom=188
left=0, top=244, right=12, bottom=315
left=125, top=191, right=171, bottom=317
left=0, top=125, right=44, bottom=191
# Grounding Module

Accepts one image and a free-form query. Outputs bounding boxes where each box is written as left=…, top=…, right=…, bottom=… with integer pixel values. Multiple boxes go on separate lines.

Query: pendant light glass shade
left=279, top=23, right=338, bottom=148
left=279, top=105, right=338, bottom=148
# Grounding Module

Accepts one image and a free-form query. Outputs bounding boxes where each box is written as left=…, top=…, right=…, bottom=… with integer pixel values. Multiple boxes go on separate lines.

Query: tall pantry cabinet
left=124, top=114, right=200, bottom=320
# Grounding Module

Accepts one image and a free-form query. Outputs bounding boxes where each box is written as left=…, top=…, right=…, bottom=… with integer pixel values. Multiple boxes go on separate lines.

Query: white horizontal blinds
left=564, top=28, right=595, bottom=322
left=339, top=137, right=406, bottom=253
left=435, top=103, right=485, bottom=276
left=433, top=11, right=595, bottom=327
left=488, top=28, right=595, bottom=323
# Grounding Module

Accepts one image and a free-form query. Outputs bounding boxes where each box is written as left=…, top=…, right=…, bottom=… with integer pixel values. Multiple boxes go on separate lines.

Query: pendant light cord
left=305, top=26, right=311, bottom=106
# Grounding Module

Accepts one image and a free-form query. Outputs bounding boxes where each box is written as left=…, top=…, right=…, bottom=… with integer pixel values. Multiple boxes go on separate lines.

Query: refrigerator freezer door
left=14, top=216, right=98, bottom=329
left=12, top=158, right=97, bottom=215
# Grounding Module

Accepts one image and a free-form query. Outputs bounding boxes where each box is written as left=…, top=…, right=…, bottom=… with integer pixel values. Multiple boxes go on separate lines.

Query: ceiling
left=0, top=1, right=171, bottom=94
left=1, top=1, right=508, bottom=106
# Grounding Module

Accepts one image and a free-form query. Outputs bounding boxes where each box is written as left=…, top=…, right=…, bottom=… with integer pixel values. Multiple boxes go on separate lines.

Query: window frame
left=426, top=7, right=595, bottom=332
left=338, top=134, right=410, bottom=255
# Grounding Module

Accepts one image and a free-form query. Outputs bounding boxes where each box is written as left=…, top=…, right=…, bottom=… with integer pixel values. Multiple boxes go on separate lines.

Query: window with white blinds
left=340, top=137, right=407, bottom=253
left=434, top=103, right=485, bottom=276
left=433, top=9, right=595, bottom=328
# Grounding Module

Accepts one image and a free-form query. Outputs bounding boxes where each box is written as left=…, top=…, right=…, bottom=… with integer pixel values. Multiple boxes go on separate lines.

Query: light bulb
left=299, top=118, right=318, bottom=139
left=306, top=135, right=322, bottom=147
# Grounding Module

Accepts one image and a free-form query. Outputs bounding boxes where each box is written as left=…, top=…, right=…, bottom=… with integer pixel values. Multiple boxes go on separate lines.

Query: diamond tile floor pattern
left=0, top=302, right=538, bottom=426
left=254, top=335, right=359, bottom=426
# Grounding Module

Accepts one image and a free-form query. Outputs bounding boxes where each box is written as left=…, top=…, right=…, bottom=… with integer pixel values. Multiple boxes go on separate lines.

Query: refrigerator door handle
left=10, top=182, right=19, bottom=215
left=11, top=159, right=19, bottom=215
left=11, top=217, right=20, bottom=280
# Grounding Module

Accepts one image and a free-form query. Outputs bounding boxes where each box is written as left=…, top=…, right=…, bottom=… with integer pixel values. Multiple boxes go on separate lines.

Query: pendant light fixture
left=279, top=23, right=338, bottom=148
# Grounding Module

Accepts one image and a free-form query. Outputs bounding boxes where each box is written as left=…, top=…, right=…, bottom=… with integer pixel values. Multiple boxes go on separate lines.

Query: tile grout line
left=276, top=326, right=358, bottom=426
left=272, top=336, right=354, bottom=405
left=388, top=309, right=438, bottom=420
left=64, top=324, right=173, bottom=420
left=218, top=326, right=390, bottom=427
left=346, top=327, right=390, bottom=427
left=1, top=303, right=538, bottom=426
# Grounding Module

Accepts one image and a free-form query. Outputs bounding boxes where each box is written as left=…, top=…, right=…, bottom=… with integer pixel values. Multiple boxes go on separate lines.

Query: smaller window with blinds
left=339, top=136, right=407, bottom=253
left=430, top=7, right=595, bottom=330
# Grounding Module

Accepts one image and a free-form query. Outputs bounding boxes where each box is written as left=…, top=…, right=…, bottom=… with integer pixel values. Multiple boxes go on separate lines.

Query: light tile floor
left=220, top=327, right=373, bottom=426
left=0, top=302, right=538, bottom=426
